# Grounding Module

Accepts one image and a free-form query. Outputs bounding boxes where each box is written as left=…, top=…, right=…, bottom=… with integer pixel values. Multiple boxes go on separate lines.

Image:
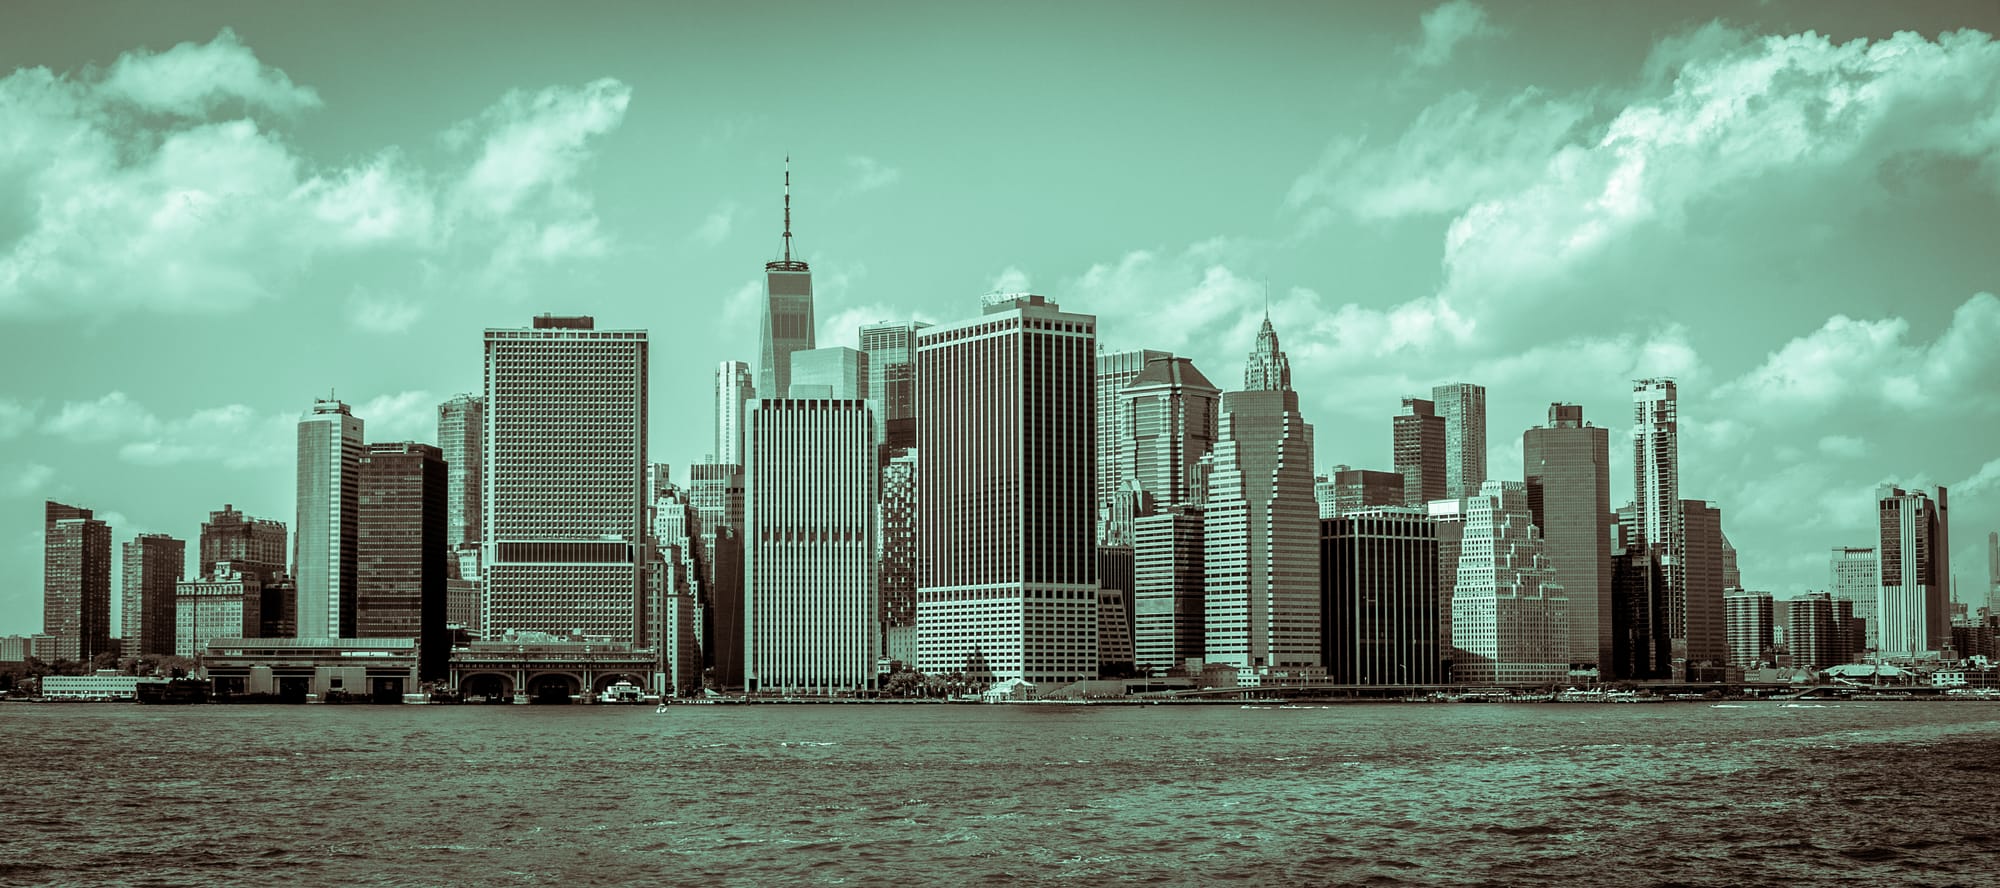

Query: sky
left=2, top=1, right=1999, bottom=636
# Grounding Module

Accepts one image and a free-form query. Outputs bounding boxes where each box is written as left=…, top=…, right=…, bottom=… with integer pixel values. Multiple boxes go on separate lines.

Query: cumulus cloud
left=356, top=391, right=437, bottom=443
left=0, top=30, right=632, bottom=316
left=989, top=266, right=1032, bottom=294
left=119, top=404, right=294, bottom=469
left=692, top=201, right=737, bottom=247
left=349, top=290, right=424, bottom=334
left=41, top=392, right=158, bottom=442
left=1405, top=1, right=1497, bottom=69
left=0, top=399, right=34, bottom=438
left=1956, top=456, right=2000, bottom=498
left=1715, top=292, right=2000, bottom=418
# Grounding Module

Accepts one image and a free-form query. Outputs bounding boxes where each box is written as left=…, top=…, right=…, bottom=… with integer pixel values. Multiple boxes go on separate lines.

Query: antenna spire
left=782, top=155, right=793, bottom=262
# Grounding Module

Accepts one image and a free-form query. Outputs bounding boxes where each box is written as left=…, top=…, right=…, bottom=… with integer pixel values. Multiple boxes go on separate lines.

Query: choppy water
left=6, top=701, right=1998, bottom=886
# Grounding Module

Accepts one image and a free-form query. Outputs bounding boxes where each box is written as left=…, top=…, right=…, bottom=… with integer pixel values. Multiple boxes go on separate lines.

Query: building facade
left=1679, top=500, right=1729, bottom=667
left=1133, top=507, right=1206, bottom=674
left=1393, top=398, right=1446, bottom=507
left=1876, top=485, right=1950, bottom=659
left=789, top=346, right=868, bottom=399
left=176, top=569, right=259, bottom=657
left=1524, top=403, right=1612, bottom=670
left=1432, top=382, right=1487, bottom=500
left=1631, top=378, right=1686, bottom=662
left=1319, top=465, right=1405, bottom=520
left=1724, top=590, right=1774, bottom=668
left=1321, top=510, right=1445, bottom=686
left=296, top=398, right=363, bottom=639
left=1451, top=481, right=1568, bottom=685
left=916, top=294, right=1098, bottom=684
left=199, top=505, right=287, bottom=583
left=122, top=534, right=185, bottom=657
left=437, top=394, right=484, bottom=580
left=43, top=501, right=112, bottom=663
left=357, top=442, right=448, bottom=680
left=859, top=320, right=929, bottom=451
left=691, top=461, right=746, bottom=688
left=713, top=360, right=755, bottom=465
left=1789, top=592, right=1858, bottom=670
left=1830, top=546, right=1880, bottom=650
left=878, top=450, right=918, bottom=654
left=744, top=395, right=879, bottom=695
left=1096, top=347, right=1173, bottom=542
left=483, top=315, right=647, bottom=642
left=1116, top=356, right=1218, bottom=516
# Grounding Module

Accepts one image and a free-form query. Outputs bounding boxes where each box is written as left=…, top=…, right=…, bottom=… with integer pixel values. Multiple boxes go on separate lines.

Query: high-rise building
left=1133, top=506, right=1205, bottom=674
left=1876, top=485, right=1950, bottom=659
left=1318, top=465, right=1405, bottom=520
left=199, top=505, right=287, bottom=584
left=43, top=501, right=112, bottom=663
left=1789, top=592, right=1857, bottom=670
left=1393, top=398, right=1446, bottom=507
left=436, top=394, right=483, bottom=578
left=1679, top=500, right=1728, bottom=666
left=789, top=346, right=868, bottom=400
left=1451, top=481, right=1568, bottom=685
left=1524, top=403, right=1612, bottom=670
left=357, top=442, right=448, bottom=680
left=1098, top=546, right=1137, bottom=676
left=1724, top=590, right=1774, bottom=668
left=758, top=159, right=814, bottom=400
left=121, top=534, right=184, bottom=657
left=916, top=294, right=1098, bottom=684
left=1116, top=356, right=1218, bottom=515
left=744, top=393, right=877, bottom=695
left=713, top=361, right=755, bottom=465
left=1611, top=545, right=1670, bottom=680
left=1830, top=546, right=1880, bottom=650
left=1205, top=320, right=1318, bottom=671
left=1631, top=378, right=1685, bottom=658
left=296, top=398, right=363, bottom=639
left=1428, top=498, right=1468, bottom=674
left=1243, top=313, right=1291, bottom=392
left=484, top=315, right=647, bottom=642
left=1321, top=509, right=1445, bottom=686
left=1097, top=347, right=1173, bottom=541
left=691, top=461, right=745, bottom=688
left=1432, top=382, right=1487, bottom=500
left=879, top=450, right=919, bottom=653
left=1987, top=530, right=1998, bottom=619
left=860, top=321, right=930, bottom=452
left=1720, top=533, right=1741, bottom=590
left=175, top=568, right=259, bottom=657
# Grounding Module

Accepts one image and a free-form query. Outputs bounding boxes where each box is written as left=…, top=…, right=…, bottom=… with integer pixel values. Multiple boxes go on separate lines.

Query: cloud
left=0, top=399, right=34, bottom=438
left=348, top=290, right=424, bottom=334
left=1404, top=1, right=1497, bottom=69
left=717, top=278, right=761, bottom=333
left=1817, top=435, right=1868, bottom=459
left=1957, top=456, right=2000, bottom=498
left=41, top=392, right=158, bottom=442
left=692, top=201, right=737, bottom=247
left=119, top=403, right=295, bottom=469
left=843, top=155, right=902, bottom=194
left=356, top=390, right=436, bottom=443
left=1715, top=292, right=2000, bottom=418
left=816, top=304, right=939, bottom=353
left=989, top=266, right=1032, bottom=293
left=4, top=463, right=53, bottom=497
left=0, top=30, right=633, bottom=317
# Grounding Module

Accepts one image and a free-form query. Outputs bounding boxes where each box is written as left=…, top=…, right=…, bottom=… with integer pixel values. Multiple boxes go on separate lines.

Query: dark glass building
left=1610, top=546, right=1670, bottom=680
left=1392, top=398, right=1446, bottom=507
left=357, top=442, right=447, bottom=680
left=1320, top=511, right=1444, bottom=686
left=1524, top=403, right=1612, bottom=670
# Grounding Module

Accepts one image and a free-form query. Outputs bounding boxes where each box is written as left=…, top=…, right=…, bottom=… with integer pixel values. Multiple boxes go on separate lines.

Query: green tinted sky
left=3, top=1, right=1999, bottom=634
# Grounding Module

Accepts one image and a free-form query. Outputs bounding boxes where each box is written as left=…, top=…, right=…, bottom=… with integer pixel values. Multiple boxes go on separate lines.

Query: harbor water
left=6, top=701, right=1998, bottom=886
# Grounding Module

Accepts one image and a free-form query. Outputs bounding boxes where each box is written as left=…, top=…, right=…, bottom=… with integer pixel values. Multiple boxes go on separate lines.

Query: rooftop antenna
left=782, top=155, right=793, bottom=263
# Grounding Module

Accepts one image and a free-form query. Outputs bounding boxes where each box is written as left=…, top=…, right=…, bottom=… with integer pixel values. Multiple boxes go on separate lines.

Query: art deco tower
left=758, top=158, right=815, bottom=400
left=1243, top=312, right=1291, bottom=392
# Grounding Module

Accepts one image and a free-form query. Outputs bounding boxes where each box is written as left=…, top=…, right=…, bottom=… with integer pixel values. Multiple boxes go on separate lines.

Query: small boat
left=597, top=680, right=647, bottom=704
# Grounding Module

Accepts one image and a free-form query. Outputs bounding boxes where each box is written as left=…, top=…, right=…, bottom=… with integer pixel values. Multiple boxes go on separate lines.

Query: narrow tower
left=758, top=158, right=815, bottom=399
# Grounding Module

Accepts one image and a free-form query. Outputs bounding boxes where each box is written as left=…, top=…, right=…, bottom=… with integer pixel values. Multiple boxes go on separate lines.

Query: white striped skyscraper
left=295, top=398, right=363, bottom=639
left=483, top=315, right=647, bottom=641
left=744, top=391, right=878, bottom=695
left=1876, top=484, right=1950, bottom=659
left=1632, top=378, right=1686, bottom=658
left=917, top=294, right=1098, bottom=684
left=714, top=360, right=754, bottom=464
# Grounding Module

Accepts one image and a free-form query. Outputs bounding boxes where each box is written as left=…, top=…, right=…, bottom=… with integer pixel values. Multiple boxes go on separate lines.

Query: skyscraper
left=789, top=346, right=868, bottom=399
left=484, top=315, right=647, bottom=642
left=860, top=321, right=929, bottom=452
left=744, top=392, right=878, bottom=695
left=1451, top=481, right=1568, bottom=685
left=1116, top=356, right=1218, bottom=515
left=1679, top=500, right=1728, bottom=666
left=1133, top=505, right=1206, bottom=674
left=1631, top=378, right=1684, bottom=658
left=1205, top=317, right=1318, bottom=672
left=1432, top=382, right=1487, bottom=500
left=43, top=502, right=111, bottom=663
left=437, top=394, right=484, bottom=579
left=199, top=504, right=287, bottom=583
left=1393, top=398, right=1446, bottom=507
left=1318, top=465, right=1405, bottom=520
left=1988, top=530, right=1998, bottom=618
left=916, top=294, right=1098, bottom=684
left=295, top=398, right=363, bottom=639
left=1097, top=347, right=1173, bottom=541
left=1789, top=592, right=1857, bottom=670
left=691, top=461, right=745, bottom=688
left=1876, top=485, right=1950, bottom=659
left=758, top=159, right=815, bottom=399
left=713, top=361, right=755, bottom=465
left=1610, top=545, right=1669, bottom=680
left=122, top=534, right=184, bottom=657
left=1243, top=313, right=1291, bottom=392
left=879, top=450, right=919, bottom=662
left=1830, top=546, right=1880, bottom=650
left=357, top=442, right=448, bottom=680
left=1723, top=590, right=1773, bottom=668
left=175, top=569, right=257, bottom=657
left=1524, top=403, right=1612, bottom=669
left=1321, top=509, right=1445, bottom=686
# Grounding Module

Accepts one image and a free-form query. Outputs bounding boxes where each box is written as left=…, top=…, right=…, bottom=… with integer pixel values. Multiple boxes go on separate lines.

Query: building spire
left=782, top=155, right=793, bottom=263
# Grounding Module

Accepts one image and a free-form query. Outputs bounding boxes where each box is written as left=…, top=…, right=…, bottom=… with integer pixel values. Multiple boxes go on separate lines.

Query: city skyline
left=5, top=3, right=2000, bottom=635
